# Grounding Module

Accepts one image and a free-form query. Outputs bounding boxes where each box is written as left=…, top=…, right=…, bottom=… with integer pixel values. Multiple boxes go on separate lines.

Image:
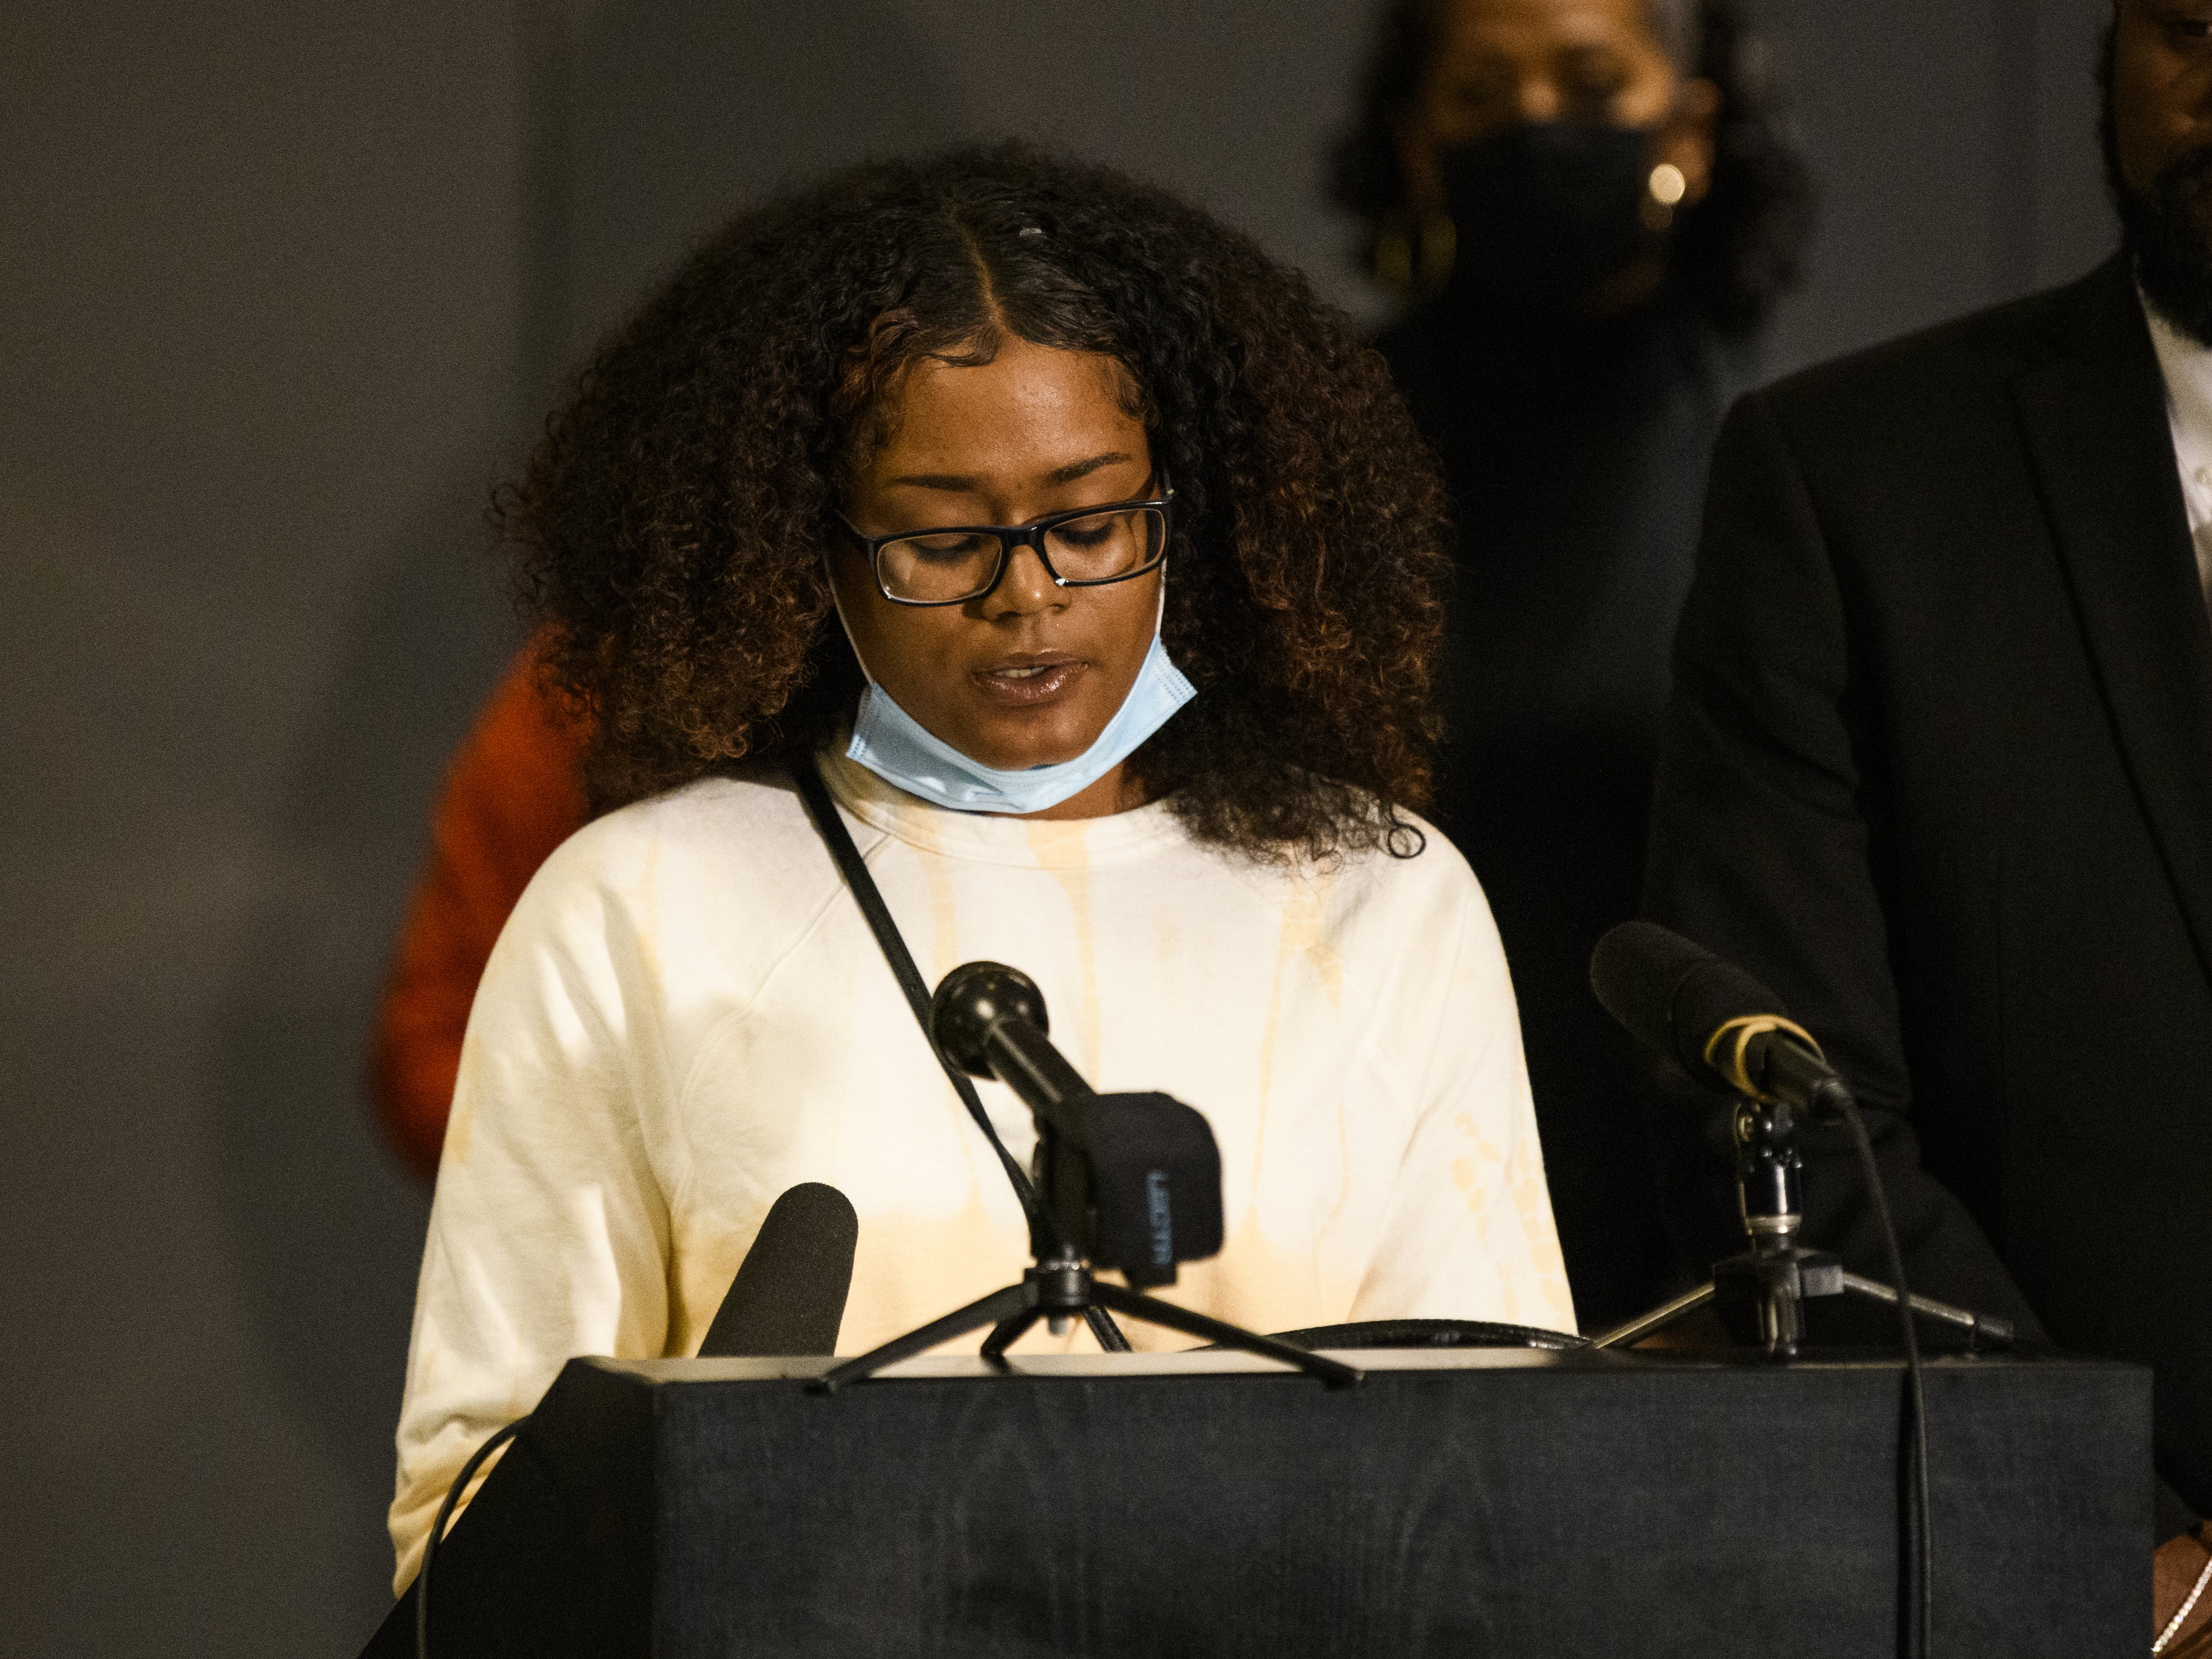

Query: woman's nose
left=1516, top=76, right=1564, bottom=124
left=980, top=541, right=1067, bottom=617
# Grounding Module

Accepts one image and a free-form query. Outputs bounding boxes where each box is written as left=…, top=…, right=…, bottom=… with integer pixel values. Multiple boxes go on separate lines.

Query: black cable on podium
left=415, top=1414, right=526, bottom=1659
left=1835, top=1090, right=1931, bottom=1659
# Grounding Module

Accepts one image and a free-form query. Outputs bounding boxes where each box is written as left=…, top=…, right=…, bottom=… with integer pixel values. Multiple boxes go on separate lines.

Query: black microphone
left=931, top=961, right=1088, bottom=1113
left=931, top=961, right=1223, bottom=1288
left=696, top=1183, right=858, bottom=1358
left=1589, top=920, right=1845, bottom=1114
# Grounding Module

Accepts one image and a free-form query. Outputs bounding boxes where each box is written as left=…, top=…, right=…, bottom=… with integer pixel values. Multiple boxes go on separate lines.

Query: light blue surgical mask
left=836, top=590, right=1196, bottom=815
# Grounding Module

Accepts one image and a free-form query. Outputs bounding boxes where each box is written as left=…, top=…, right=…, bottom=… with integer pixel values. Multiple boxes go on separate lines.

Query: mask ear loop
left=825, top=559, right=880, bottom=687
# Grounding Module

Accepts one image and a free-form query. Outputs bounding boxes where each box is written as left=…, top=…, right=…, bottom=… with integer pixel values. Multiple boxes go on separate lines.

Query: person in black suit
left=1331, top=0, right=1813, bottom=1326
left=1643, top=3, right=2212, bottom=1635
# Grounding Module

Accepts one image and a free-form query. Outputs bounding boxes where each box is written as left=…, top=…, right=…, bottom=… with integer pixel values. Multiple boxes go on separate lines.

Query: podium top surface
left=584, top=1345, right=2137, bottom=1386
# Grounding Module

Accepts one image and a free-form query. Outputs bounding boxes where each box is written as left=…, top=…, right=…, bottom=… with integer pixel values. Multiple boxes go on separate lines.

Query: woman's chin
left=947, top=711, right=1104, bottom=772
left=933, top=687, right=1115, bottom=772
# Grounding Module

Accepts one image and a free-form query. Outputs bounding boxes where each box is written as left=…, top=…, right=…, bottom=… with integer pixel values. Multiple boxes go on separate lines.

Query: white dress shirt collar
left=2140, top=290, right=2212, bottom=614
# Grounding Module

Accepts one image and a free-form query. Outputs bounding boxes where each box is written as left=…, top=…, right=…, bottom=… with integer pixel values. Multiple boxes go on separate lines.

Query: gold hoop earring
left=1643, top=162, right=1687, bottom=232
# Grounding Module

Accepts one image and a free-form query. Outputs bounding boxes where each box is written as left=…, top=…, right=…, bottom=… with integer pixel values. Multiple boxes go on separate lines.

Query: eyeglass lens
left=879, top=506, right=1167, bottom=602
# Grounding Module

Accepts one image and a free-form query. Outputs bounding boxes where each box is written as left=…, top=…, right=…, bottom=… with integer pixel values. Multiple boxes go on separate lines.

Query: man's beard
left=2115, top=147, right=2212, bottom=345
left=2103, top=34, right=2212, bottom=345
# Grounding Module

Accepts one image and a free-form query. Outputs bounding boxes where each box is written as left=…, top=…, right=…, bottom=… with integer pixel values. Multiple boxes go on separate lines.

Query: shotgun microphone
left=697, top=1182, right=858, bottom=1357
left=1589, top=920, right=1847, bottom=1114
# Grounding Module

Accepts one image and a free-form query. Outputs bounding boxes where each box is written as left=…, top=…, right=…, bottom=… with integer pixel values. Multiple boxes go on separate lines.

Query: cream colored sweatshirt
left=389, top=749, right=1573, bottom=1586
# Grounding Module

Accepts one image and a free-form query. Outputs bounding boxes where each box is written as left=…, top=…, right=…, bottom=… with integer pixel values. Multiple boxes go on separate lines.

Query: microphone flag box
left=1050, top=1090, right=1224, bottom=1287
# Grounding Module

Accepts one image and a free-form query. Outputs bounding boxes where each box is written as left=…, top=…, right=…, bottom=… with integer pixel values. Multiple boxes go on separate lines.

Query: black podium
left=366, top=1347, right=2149, bottom=1658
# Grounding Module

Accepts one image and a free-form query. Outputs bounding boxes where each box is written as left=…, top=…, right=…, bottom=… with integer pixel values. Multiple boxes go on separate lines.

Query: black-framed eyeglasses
left=836, top=470, right=1174, bottom=606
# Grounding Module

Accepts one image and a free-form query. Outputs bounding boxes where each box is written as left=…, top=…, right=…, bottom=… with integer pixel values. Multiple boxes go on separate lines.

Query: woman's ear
left=1658, top=77, right=1723, bottom=205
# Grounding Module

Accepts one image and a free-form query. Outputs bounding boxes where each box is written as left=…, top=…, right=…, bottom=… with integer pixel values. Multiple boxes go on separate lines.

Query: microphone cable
left=415, top=1413, right=527, bottom=1659
left=1830, top=1091, right=1932, bottom=1659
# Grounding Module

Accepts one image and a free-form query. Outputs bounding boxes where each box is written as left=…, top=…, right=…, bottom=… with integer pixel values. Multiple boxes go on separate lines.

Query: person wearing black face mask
left=1438, top=118, right=1677, bottom=307
left=1332, top=0, right=1813, bottom=1329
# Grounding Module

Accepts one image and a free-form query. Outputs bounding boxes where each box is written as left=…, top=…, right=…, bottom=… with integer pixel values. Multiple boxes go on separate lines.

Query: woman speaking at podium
left=389, top=143, right=1572, bottom=1585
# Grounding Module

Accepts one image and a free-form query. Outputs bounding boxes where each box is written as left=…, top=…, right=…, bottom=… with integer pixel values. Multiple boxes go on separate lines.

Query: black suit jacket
left=1644, top=254, right=2212, bottom=1530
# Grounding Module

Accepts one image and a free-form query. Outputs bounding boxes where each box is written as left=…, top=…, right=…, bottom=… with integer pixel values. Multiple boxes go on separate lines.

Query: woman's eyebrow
left=1043, top=451, right=1134, bottom=486
left=884, top=452, right=1135, bottom=493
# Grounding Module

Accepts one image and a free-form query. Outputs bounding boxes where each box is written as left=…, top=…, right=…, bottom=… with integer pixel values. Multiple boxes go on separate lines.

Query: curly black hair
left=1330, top=0, right=1816, bottom=335
left=498, top=141, right=1450, bottom=864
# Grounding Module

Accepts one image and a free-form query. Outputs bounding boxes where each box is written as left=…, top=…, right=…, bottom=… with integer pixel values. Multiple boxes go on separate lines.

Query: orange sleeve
left=372, top=639, right=591, bottom=1180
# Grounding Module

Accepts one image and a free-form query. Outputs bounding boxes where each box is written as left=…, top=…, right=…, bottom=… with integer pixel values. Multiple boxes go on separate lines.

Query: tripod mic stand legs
left=812, top=1281, right=1040, bottom=1392
left=1588, top=1250, right=2017, bottom=1355
left=1838, top=1271, right=2015, bottom=1348
left=1588, top=1282, right=1718, bottom=1351
left=814, top=1260, right=1363, bottom=1392
left=1080, top=1282, right=1360, bottom=1385
left=975, top=1253, right=1090, bottom=1367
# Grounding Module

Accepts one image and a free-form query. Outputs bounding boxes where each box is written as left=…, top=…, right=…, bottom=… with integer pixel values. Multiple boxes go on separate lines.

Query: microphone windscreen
left=1590, top=921, right=1710, bottom=1072
left=697, top=1183, right=859, bottom=1358
left=1590, top=921, right=1793, bottom=1084
left=931, top=960, right=1049, bottom=1080
left=1669, top=953, right=1794, bottom=1073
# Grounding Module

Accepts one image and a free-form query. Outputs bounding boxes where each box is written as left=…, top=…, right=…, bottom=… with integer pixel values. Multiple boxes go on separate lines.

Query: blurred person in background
left=371, top=637, right=589, bottom=1179
left=1331, top=0, right=1813, bottom=1325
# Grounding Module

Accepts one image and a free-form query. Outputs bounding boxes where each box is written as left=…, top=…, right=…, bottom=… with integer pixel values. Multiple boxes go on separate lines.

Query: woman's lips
left=972, top=655, right=1084, bottom=706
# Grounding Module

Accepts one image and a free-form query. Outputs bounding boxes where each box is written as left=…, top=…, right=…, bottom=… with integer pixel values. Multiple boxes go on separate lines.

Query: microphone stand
left=812, top=1237, right=1361, bottom=1393
left=814, top=959, right=1362, bottom=1393
left=1588, top=1096, right=2015, bottom=1358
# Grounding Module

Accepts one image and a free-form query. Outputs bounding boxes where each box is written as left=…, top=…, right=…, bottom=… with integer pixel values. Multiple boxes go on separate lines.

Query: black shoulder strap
left=791, top=753, right=1129, bottom=1352
left=790, top=753, right=1052, bottom=1245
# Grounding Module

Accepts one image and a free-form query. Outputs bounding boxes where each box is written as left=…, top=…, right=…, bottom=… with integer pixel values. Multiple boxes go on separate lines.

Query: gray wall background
left=0, top=2, right=2116, bottom=1652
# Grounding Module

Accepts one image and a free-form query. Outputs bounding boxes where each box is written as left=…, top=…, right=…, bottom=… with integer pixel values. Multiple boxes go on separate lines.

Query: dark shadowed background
left=0, top=2, right=2114, bottom=1652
